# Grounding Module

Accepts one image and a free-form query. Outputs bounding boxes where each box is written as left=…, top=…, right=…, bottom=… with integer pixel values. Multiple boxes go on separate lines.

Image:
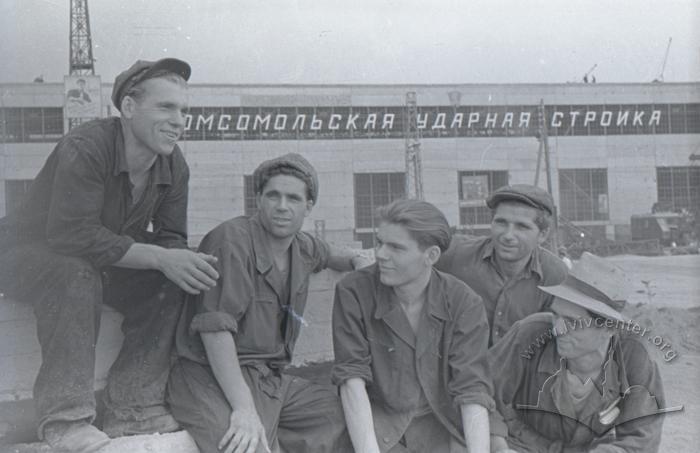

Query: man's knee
left=25, top=254, right=104, bottom=319
left=52, top=256, right=103, bottom=301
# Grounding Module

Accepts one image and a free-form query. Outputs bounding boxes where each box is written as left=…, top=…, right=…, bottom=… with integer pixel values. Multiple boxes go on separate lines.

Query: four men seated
left=0, top=57, right=668, bottom=453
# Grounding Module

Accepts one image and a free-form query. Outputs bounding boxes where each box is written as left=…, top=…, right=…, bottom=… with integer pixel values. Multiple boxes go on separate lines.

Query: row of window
left=7, top=167, right=698, bottom=249
left=2, top=103, right=699, bottom=143
left=0, top=108, right=64, bottom=142
left=240, top=167, right=700, bottom=248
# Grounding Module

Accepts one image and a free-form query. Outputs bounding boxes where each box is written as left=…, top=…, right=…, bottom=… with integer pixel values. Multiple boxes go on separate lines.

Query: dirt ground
left=608, top=254, right=700, bottom=452
left=4, top=254, right=699, bottom=453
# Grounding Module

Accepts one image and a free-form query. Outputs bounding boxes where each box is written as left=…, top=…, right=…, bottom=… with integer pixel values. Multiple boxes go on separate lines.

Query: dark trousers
left=167, top=358, right=353, bottom=453
left=0, top=243, right=184, bottom=438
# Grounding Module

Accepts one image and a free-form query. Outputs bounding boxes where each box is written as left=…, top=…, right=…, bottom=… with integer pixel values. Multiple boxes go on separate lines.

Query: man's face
left=551, top=298, right=612, bottom=360
left=490, top=201, right=547, bottom=264
left=257, top=174, right=313, bottom=240
left=375, top=222, right=434, bottom=289
left=125, top=77, right=188, bottom=157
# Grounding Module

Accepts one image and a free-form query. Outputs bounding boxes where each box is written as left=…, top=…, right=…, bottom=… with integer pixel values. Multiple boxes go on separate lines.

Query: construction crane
left=67, top=0, right=97, bottom=130
left=69, top=0, right=95, bottom=75
left=653, top=37, right=672, bottom=83
left=404, top=92, right=424, bottom=200
left=582, top=64, right=597, bottom=83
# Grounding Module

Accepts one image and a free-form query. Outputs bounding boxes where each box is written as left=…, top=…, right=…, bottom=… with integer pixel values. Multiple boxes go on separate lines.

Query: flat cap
left=112, top=58, right=191, bottom=112
left=486, top=184, right=554, bottom=215
left=253, top=153, right=319, bottom=203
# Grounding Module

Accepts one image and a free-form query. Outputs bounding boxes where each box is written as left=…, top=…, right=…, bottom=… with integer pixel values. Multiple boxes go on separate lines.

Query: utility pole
left=404, top=91, right=424, bottom=200
left=535, top=100, right=559, bottom=252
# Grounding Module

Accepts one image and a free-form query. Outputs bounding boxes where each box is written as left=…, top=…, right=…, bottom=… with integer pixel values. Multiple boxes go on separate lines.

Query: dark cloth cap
left=111, top=58, right=191, bottom=111
left=253, top=153, right=319, bottom=203
left=486, top=184, right=554, bottom=215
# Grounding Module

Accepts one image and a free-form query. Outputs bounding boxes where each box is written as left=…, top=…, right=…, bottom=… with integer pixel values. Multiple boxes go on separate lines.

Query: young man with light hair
left=332, top=199, right=494, bottom=453
left=0, top=58, right=218, bottom=451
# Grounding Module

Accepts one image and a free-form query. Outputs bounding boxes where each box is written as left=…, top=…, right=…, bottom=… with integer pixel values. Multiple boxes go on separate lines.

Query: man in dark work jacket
left=0, top=58, right=219, bottom=452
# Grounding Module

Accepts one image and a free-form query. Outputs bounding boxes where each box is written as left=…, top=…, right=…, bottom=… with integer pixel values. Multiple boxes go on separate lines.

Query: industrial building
left=1, top=81, right=699, bottom=247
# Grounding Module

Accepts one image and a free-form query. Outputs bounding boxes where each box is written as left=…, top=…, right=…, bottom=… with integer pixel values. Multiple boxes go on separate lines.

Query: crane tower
left=69, top=0, right=95, bottom=75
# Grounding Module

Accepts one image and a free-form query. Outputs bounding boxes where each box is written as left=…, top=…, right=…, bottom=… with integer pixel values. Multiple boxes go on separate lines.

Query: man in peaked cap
left=168, top=153, right=368, bottom=453
left=0, top=58, right=219, bottom=451
left=488, top=252, right=666, bottom=453
left=436, top=184, right=568, bottom=345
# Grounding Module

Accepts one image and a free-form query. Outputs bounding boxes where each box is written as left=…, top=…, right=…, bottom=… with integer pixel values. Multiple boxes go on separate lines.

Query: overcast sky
left=2, top=0, right=699, bottom=85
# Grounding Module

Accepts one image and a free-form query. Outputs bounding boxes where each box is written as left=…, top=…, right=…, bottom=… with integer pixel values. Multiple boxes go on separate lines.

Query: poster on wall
left=64, top=75, right=101, bottom=118
left=461, top=174, right=489, bottom=202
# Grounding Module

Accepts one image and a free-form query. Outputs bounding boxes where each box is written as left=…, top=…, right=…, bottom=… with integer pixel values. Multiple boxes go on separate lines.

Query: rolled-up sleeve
left=331, top=281, right=374, bottom=386
left=448, top=289, right=496, bottom=412
left=46, top=137, right=134, bottom=268
left=299, top=232, right=331, bottom=273
left=188, top=231, right=255, bottom=336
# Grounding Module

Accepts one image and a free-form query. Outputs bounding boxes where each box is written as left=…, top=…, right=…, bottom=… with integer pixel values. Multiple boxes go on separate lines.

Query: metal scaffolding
left=404, top=91, right=424, bottom=200
left=69, top=0, right=95, bottom=76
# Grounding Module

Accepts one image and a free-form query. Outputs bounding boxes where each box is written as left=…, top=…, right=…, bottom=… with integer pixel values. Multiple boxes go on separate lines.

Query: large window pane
left=458, top=170, right=509, bottom=226
left=354, top=172, right=406, bottom=247
left=559, top=168, right=609, bottom=221
left=656, top=167, right=700, bottom=214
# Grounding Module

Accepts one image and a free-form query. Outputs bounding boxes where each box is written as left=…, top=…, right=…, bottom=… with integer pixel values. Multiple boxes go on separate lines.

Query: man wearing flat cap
left=488, top=253, right=666, bottom=453
left=436, top=184, right=568, bottom=346
left=168, top=153, right=366, bottom=453
left=0, top=58, right=219, bottom=451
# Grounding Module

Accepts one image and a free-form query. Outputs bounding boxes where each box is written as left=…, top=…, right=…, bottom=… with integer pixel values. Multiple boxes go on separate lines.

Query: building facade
left=1, top=82, right=699, bottom=247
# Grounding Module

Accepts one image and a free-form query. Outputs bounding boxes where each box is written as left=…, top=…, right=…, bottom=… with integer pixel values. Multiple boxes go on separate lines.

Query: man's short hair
left=253, top=153, right=319, bottom=204
left=376, top=199, right=452, bottom=252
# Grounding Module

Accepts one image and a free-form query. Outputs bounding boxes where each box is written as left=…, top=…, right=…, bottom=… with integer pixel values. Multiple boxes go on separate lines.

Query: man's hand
left=219, top=408, right=271, bottom=453
left=491, top=435, right=519, bottom=452
left=351, top=250, right=375, bottom=270
left=156, top=248, right=219, bottom=294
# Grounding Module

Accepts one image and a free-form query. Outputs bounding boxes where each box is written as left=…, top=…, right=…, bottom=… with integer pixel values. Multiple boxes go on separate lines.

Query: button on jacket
left=175, top=214, right=330, bottom=369
left=489, top=313, right=665, bottom=453
left=0, top=117, right=190, bottom=265
left=436, top=235, right=568, bottom=345
left=331, top=264, right=495, bottom=450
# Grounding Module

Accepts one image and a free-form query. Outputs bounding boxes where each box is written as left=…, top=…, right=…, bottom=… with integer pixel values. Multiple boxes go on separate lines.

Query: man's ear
left=537, top=227, right=550, bottom=245
left=120, top=96, right=136, bottom=119
left=426, top=245, right=441, bottom=266
left=304, top=199, right=314, bottom=217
